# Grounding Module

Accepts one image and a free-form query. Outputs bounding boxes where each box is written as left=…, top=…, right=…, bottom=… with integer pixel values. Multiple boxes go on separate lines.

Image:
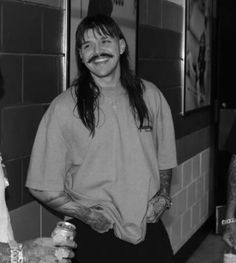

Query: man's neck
left=92, top=71, right=121, bottom=89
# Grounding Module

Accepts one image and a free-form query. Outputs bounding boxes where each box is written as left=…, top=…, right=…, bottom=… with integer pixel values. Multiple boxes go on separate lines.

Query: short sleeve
left=26, top=104, right=68, bottom=191
left=154, top=89, right=177, bottom=170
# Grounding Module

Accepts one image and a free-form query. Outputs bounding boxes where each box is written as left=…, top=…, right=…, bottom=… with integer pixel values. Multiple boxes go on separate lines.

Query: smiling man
left=26, top=14, right=177, bottom=263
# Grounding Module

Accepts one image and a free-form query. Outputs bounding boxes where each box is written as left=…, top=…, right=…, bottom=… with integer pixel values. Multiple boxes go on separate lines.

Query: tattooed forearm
left=46, top=194, right=91, bottom=223
left=0, top=242, right=11, bottom=263
left=30, top=189, right=91, bottom=222
left=227, top=154, right=236, bottom=204
left=159, top=169, right=172, bottom=196
left=29, top=189, right=113, bottom=233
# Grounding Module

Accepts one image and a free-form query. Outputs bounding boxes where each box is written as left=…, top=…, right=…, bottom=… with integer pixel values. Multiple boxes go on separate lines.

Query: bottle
left=224, top=245, right=236, bottom=263
left=51, top=221, right=76, bottom=243
left=51, top=221, right=76, bottom=261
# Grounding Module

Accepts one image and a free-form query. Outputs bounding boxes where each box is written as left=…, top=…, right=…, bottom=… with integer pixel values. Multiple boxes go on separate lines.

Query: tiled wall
left=0, top=0, right=65, bottom=240
left=138, top=0, right=215, bottom=253
left=164, top=141, right=214, bottom=253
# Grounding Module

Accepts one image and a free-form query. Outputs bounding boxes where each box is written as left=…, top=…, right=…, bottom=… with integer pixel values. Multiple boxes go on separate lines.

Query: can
left=51, top=221, right=76, bottom=243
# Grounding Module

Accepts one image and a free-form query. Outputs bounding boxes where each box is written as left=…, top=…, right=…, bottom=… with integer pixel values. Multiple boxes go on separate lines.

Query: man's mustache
left=87, top=53, right=113, bottom=64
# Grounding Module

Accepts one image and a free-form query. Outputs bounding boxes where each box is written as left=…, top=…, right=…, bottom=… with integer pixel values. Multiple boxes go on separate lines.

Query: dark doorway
left=215, top=0, right=236, bottom=206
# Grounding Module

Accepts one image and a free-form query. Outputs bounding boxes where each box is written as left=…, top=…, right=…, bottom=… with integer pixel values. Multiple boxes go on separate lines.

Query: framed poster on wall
left=68, top=0, right=138, bottom=86
left=183, top=0, right=212, bottom=114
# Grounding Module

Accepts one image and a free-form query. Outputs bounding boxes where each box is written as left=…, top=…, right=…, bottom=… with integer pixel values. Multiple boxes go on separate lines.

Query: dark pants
left=69, top=219, right=175, bottom=263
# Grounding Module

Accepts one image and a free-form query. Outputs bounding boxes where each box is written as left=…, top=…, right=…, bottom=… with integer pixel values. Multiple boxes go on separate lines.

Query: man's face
left=79, top=29, right=125, bottom=79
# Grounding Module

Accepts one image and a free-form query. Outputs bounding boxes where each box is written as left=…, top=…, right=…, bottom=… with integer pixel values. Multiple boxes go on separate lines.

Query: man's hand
left=23, top=237, right=77, bottom=263
left=147, top=194, right=171, bottom=223
left=86, top=205, right=113, bottom=233
left=223, top=224, right=236, bottom=248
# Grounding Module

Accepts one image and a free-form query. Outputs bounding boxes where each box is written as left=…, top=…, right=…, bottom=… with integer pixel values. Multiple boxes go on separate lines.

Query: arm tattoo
left=0, top=242, right=11, bottom=263
left=159, top=169, right=172, bottom=196
left=44, top=192, right=92, bottom=224
left=227, top=154, right=236, bottom=203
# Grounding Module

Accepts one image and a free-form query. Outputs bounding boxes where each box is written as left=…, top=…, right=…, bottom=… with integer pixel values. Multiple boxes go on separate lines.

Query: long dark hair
left=73, top=14, right=150, bottom=136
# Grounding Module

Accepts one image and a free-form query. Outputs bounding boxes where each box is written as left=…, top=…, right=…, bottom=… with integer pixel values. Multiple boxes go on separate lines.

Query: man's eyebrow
left=81, top=40, right=90, bottom=46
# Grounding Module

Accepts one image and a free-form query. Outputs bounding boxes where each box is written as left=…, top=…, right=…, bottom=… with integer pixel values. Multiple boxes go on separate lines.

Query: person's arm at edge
left=0, top=242, right=10, bottom=263
left=226, top=154, right=236, bottom=218
left=29, top=188, right=113, bottom=233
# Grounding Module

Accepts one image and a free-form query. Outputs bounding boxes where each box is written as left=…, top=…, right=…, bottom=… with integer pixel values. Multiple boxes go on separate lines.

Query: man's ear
left=119, top=39, right=126, bottom=55
left=79, top=49, right=83, bottom=60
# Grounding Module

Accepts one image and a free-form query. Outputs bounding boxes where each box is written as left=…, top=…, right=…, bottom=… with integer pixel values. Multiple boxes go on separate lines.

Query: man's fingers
left=55, top=240, right=77, bottom=249
left=223, top=234, right=234, bottom=247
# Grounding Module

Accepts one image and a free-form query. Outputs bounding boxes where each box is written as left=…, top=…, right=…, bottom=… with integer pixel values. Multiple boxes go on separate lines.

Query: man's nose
left=94, top=42, right=102, bottom=55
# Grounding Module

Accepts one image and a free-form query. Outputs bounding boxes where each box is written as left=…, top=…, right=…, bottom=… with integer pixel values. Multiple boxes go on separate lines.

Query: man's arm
left=0, top=243, right=10, bottom=263
left=223, top=154, right=236, bottom=247
left=0, top=238, right=76, bottom=263
left=226, top=154, right=236, bottom=218
left=159, top=168, right=172, bottom=197
left=146, top=169, right=172, bottom=223
left=29, top=189, right=113, bottom=233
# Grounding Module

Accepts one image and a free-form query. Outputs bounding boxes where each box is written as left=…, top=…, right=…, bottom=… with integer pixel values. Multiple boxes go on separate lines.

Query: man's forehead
left=82, top=28, right=112, bottom=41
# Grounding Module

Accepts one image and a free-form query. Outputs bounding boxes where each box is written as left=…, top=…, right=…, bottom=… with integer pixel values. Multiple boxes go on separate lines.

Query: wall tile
left=176, top=189, right=187, bottom=216
left=170, top=218, right=182, bottom=248
left=163, top=0, right=184, bottom=33
left=204, top=169, right=210, bottom=194
left=4, top=159, right=22, bottom=210
left=192, top=154, right=200, bottom=179
left=200, top=193, right=209, bottom=220
left=138, top=59, right=182, bottom=89
left=0, top=55, right=22, bottom=105
left=138, top=25, right=183, bottom=59
left=161, top=86, right=182, bottom=114
left=182, top=209, right=191, bottom=238
left=171, top=165, right=182, bottom=196
left=168, top=195, right=178, bottom=218
left=43, top=7, right=63, bottom=54
left=183, top=159, right=192, bottom=187
left=2, top=1, right=42, bottom=53
left=147, top=0, right=162, bottom=27
left=162, top=208, right=174, bottom=227
left=187, top=182, right=196, bottom=208
left=10, top=202, right=40, bottom=242
left=23, top=56, right=61, bottom=103
left=192, top=201, right=201, bottom=228
left=22, top=157, right=34, bottom=205
left=176, top=126, right=213, bottom=164
left=201, top=148, right=210, bottom=174
left=139, top=0, right=148, bottom=24
left=196, top=176, right=204, bottom=201
left=1, top=105, right=44, bottom=158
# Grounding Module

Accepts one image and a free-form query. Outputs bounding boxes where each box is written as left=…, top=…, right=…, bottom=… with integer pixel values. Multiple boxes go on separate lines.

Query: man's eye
left=102, top=39, right=111, bottom=44
left=82, top=44, right=90, bottom=50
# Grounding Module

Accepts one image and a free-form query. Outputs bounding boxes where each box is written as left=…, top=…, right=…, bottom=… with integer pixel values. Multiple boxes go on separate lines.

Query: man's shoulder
left=46, top=88, right=76, bottom=118
left=50, top=88, right=75, bottom=108
left=141, top=79, right=162, bottom=97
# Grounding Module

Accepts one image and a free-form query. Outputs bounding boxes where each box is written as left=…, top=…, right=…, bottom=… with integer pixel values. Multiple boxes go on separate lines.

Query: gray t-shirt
left=26, top=79, right=177, bottom=244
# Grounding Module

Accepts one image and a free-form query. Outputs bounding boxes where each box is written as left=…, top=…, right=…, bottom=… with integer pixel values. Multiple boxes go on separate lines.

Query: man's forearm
left=226, top=154, right=236, bottom=217
left=29, top=189, right=91, bottom=224
left=159, top=169, right=172, bottom=196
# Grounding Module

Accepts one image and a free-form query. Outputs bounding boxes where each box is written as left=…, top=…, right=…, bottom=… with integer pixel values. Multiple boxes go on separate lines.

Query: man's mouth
left=88, top=53, right=113, bottom=64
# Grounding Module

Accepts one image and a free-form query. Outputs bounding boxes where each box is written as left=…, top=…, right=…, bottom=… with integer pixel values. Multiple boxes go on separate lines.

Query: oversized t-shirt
left=26, top=79, right=177, bottom=244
